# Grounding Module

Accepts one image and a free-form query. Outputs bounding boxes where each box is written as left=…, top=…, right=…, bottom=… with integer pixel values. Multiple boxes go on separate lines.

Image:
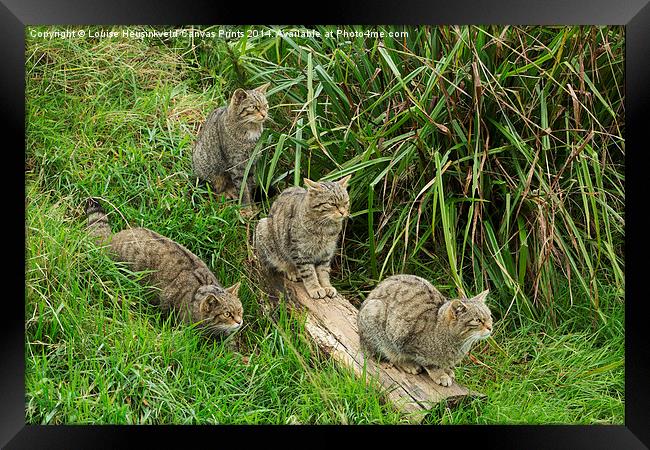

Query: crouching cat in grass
left=86, top=198, right=243, bottom=336
left=254, top=175, right=351, bottom=300
left=192, top=83, right=270, bottom=206
left=357, top=274, right=493, bottom=387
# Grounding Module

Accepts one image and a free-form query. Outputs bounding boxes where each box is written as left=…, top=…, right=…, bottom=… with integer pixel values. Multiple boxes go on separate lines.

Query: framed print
left=6, top=0, right=649, bottom=447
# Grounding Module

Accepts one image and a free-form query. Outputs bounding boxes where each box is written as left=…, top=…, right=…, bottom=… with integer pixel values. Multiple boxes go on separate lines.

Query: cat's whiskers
left=242, top=115, right=265, bottom=124
left=206, top=323, right=231, bottom=335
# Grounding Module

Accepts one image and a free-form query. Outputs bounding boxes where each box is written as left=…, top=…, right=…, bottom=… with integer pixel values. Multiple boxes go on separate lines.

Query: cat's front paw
left=395, top=361, right=423, bottom=375
left=240, top=205, right=259, bottom=219
left=223, top=187, right=238, bottom=200
left=306, top=287, right=329, bottom=299
left=425, top=368, right=454, bottom=387
left=431, top=372, right=453, bottom=387
left=285, top=272, right=300, bottom=282
left=443, top=368, right=456, bottom=380
left=323, top=287, right=337, bottom=297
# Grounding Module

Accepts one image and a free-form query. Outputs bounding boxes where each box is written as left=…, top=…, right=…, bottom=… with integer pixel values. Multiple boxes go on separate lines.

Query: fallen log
left=259, top=269, right=484, bottom=422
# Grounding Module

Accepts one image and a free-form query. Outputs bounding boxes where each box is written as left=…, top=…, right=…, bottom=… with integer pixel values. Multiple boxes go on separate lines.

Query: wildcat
left=357, top=274, right=492, bottom=386
left=254, top=175, right=351, bottom=299
left=85, top=198, right=243, bottom=336
left=192, top=83, right=270, bottom=205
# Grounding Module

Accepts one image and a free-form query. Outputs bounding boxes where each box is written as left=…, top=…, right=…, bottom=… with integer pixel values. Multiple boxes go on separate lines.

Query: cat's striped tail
left=85, top=197, right=112, bottom=245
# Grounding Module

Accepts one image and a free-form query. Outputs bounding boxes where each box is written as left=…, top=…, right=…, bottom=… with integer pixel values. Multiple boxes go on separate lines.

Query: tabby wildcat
left=192, top=83, right=270, bottom=205
left=85, top=198, right=243, bottom=336
left=357, top=274, right=492, bottom=386
left=254, top=175, right=351, bottom=299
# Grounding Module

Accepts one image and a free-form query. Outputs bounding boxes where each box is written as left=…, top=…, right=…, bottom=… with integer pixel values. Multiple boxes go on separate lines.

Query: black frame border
left=7, top=0, right=649, bottom=447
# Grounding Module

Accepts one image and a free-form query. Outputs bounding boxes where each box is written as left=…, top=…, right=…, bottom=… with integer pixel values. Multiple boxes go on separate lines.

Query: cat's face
left=303, top=175, right=352, bottom=222
left=441, top=290, right=493, bottom=342
left=229, top=83, right=270, bottom=124
left=194, top=282, right=244, bottom=336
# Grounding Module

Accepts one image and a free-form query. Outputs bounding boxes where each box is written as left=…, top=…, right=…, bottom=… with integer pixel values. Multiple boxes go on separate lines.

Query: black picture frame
left=7, top=1, right=649, bottom=447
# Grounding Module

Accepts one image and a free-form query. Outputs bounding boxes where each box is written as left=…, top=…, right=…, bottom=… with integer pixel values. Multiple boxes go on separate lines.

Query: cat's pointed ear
left=200, top=295, right=218, bottom=314
left=226, top=281, right=241, bottom=297
left=472, top=289, right=489, bottom=303
left=231, top=88, right=248, bottom=105
left=337, top=174, right=352, bottom=188
left=303, top=178, right=322, bottom=191
left=255, top=82, right=270, bottom=94
left=448, top=299, right=467, bottom=318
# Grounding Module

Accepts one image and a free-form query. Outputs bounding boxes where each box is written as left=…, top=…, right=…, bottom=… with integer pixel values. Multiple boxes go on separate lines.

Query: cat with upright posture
left=254, top=175, right=351, bottom=299
left=86, top=198, right=243, bottom=336
left=192, top=83, right=270, bottom=205
left=357, top=274, right=492, bottom=386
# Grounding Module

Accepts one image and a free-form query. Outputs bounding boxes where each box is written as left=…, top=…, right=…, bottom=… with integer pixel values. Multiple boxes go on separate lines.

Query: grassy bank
left=25, top=25, right=624, bottom=424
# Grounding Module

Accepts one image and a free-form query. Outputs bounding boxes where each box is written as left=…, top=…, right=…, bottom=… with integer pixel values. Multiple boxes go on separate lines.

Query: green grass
left=25, top=25, right=624, bottom=424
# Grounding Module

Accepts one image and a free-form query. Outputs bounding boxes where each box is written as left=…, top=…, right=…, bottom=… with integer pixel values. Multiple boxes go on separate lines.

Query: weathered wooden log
left=258, top=267, right=484, bottom=422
